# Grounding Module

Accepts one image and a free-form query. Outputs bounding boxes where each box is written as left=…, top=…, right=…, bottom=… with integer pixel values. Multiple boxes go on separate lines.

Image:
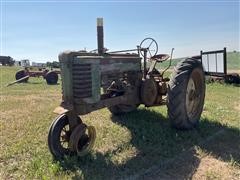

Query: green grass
left=227, top=51, right=240, bottom=70
left=0, top=66, right=239, bottom=179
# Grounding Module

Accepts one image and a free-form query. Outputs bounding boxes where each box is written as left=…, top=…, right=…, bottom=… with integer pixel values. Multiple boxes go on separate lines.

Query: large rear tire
left=167, top=58, right=205, bottom=129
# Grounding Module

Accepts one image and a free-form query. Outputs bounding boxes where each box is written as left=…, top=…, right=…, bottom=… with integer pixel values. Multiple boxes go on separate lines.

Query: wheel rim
left=70, top=125, right=96, bottom=157
left=59, top=123, right=71, bottom=150
left=77, top=126, right=96, bottom=156
left=185, top=69, right=203, bottom=122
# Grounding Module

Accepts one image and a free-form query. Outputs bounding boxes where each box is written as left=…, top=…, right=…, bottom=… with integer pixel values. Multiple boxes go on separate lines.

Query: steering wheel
left=139, top=38, right=158, bottom=59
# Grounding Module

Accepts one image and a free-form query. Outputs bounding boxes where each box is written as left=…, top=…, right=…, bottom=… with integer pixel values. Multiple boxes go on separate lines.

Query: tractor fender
left=53, top=103, right=73, bottom=115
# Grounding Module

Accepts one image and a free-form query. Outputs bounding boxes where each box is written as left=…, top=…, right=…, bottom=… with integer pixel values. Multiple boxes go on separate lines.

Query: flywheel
left=140, top=78, right=158, bottom=107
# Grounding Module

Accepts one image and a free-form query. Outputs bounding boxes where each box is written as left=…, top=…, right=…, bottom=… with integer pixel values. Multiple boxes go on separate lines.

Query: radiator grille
left=72, top=64, right=92, bottom=98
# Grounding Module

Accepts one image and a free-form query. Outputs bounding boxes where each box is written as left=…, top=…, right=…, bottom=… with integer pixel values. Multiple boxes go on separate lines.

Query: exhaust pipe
left=97, top=18, right=104, bottom=55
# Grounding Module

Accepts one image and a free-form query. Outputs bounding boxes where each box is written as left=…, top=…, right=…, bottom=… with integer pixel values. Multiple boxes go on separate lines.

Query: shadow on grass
left=57, top=109, right=240, bottom=179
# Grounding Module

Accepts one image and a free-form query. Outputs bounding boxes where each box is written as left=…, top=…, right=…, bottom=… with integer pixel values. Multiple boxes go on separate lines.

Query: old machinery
left=48, top=18, right=206, bottom=159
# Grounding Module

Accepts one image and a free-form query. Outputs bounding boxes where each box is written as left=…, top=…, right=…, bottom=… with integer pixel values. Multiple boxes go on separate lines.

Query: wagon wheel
left=15, top=70, right=29, bottom=83
left=167, top=58, right=205, bottom=129
left=139, top=37, right=158, bottom=59
left=46, top=71, right=58, bottom=85
left=48, top=114, right=73, bottom=159
left=69, top=124, right=96, bottom=156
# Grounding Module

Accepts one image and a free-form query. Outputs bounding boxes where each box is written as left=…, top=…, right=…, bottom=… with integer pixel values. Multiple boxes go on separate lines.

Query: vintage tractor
left=15, top=67, right=60, bottom=85
left=48, top=18, right=206, bottom=159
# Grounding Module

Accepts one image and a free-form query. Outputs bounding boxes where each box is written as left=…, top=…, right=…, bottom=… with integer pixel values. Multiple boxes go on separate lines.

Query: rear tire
left=46, top=71, right=58, bottom=85
left=167, top=58, right=205, bottom=129
left=15, top=70, right=29, bottom=83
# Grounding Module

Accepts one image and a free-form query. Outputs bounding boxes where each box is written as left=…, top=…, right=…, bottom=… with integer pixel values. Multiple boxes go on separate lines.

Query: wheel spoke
left=148, top=40, right=154, bottom=49
left=149, top=50, right=153, bottom=57
left=60, top=139, right=67, bottom=143
left=139, top=38, right=158, bottom=58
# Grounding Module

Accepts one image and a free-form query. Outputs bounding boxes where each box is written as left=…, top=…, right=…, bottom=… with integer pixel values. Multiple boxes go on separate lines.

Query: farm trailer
left=193, top=48, right=240, bottom=84
left=14, top=68, right=60, bottom=85
left=48, top=18, right=206, bottom=159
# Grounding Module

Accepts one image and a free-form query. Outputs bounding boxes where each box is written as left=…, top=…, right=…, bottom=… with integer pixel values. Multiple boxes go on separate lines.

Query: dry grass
left=227, top=69, right=240, bottom=74
left=0, top=66, right=240, bottom=179
left=193, top=156, right=239, bottom=180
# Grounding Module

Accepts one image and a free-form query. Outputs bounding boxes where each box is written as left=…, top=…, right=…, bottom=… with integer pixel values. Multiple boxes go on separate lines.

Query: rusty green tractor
left=48, top=18, right=205, bottom=159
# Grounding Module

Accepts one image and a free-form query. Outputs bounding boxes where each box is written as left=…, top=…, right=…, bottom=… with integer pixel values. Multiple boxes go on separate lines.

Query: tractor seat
left=151, top=54, right=170, bottom=62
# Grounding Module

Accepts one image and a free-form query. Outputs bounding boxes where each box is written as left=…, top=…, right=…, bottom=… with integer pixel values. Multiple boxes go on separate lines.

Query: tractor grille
left=72, top=64, right=92, bottom=99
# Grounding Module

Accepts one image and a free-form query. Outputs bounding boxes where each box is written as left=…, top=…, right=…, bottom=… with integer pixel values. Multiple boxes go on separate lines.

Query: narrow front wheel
left=48, top=114, right=72, bottom=159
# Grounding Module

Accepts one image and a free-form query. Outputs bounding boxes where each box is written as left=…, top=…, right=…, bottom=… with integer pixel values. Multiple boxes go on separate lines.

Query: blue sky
left=1, top=1, right=239, bottom=62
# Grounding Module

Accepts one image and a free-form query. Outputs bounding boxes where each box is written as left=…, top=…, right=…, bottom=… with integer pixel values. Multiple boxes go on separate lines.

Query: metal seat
left=151, top=54, right=170, bottom=62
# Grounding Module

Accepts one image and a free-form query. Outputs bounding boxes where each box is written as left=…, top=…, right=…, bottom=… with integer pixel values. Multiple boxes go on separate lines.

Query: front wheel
left=167, top=58, right=205, bottom=129
left=48, top=114, right=72, bottom=159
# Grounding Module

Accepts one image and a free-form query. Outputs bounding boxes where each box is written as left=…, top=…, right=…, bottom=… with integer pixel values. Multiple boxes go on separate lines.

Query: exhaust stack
left=97, top=18, right=104, bottom=55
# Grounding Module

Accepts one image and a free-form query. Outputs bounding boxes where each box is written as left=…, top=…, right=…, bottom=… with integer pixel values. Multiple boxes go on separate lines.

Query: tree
left=46, top=61, right=52, bottom=67
left=52, top=61, right=60, bottom=68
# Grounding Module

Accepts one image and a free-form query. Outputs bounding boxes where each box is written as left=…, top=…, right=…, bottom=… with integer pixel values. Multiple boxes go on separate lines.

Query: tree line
left=46, top=61, right=60, bottom=68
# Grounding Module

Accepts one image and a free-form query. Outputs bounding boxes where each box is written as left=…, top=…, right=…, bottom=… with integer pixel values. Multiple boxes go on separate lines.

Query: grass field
left=0, top=59, right=239, bottom=179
